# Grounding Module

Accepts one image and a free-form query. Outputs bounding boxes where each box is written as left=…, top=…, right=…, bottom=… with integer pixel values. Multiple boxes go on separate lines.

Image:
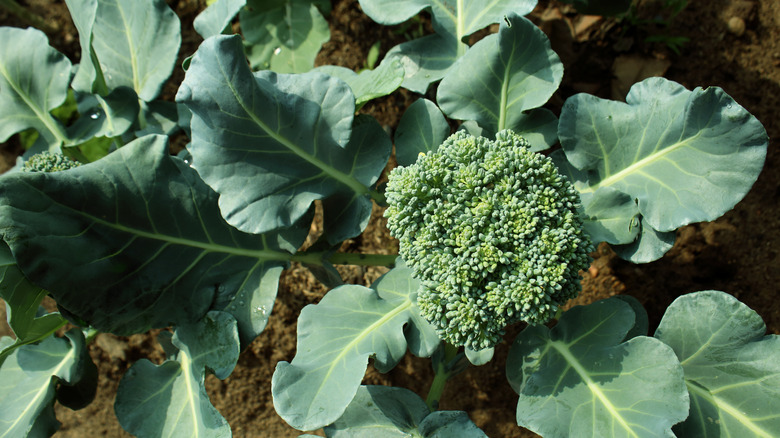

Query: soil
left=1, top=0, right=779, bottom=437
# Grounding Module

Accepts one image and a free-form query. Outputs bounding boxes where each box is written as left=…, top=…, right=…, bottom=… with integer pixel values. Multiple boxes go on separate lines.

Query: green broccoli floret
left=385, top=130, right=592, bottom=350
left=22, top=152, right=82, bottom=173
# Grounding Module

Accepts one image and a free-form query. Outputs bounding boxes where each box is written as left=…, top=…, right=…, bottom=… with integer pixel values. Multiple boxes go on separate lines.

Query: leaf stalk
left=426, top=343, right=461, bottom=411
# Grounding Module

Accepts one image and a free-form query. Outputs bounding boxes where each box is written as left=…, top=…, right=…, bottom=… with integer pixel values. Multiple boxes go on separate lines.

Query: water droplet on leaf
left=89, top=112, right=100, bottom=120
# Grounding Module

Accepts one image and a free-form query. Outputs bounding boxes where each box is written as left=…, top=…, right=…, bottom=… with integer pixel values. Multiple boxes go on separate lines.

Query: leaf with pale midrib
left=656, top=291, right=780, bottom=438
left=177, top=35, right=390, bottom=241
left=0, top=135, right=297, bottom=339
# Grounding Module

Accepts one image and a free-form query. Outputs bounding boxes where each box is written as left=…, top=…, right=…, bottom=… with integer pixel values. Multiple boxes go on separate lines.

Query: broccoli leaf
left=272, top=263, right=438, bottom=431
left=0, top=243, right=67, bottom=365
left=72, top=0, right=181, bottom=101
left=0, top=329, right=96, bottom=437
left=506, top=297, right=689, bottom=438
left=115, top=311, right=239, bottom=437
left=358, top=0, right=537, bottom=93
left=177, top=35, right=390, bottom=241
left=655, top=291, right=780, bottom=438
left=612, top=220, right=675, bottom=263
left=394, top=98, right=450, bottom=166
left=66, top=87, right=140, bottom=143
left=358, top=0, right=536, bottom=42
left=0, top=135, right=297, bottom=342
left=314, top=57, right=405, bottom=109
left=324, top=386, right=487, bottom=437
left=437, top=14, right=562, bottom=143
left=193, top=0, right=246, bottom=39
left=64, top=0, right=104, bottom=95
left=242, top=0, right=330, bottom=73
left=559, top=77, right=767, bottom=260
left=0, top=27, right=71, bottom=148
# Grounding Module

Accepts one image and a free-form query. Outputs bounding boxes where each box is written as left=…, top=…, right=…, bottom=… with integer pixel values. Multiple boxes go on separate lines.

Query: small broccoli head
left=385, top=130, right=592, bottom=350
left=22, top=152, right=82, bottom=173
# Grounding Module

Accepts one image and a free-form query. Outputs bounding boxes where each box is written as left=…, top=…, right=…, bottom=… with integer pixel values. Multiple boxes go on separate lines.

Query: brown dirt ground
left=1, top=0, right=778, bottom=437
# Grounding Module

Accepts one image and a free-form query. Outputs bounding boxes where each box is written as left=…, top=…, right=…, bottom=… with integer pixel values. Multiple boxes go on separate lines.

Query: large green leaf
left=394, top=98, right=450, bottom=167
left=87, top=0, right=181, bottom=101
left=386, top=33, right=460, bottom=94
left=0, top=135, right=297, bottom=340
left=437, top=14, right=562, bottom=138
left=506, top=297, right=689, bottom=438
left=0, top=252, right=67, bottom=365
left=314, top=57, right=405, bottom=109
left=115, top=311, right=239, bottom=437
left=194, top=0, right=246, bottom=38
left=551, top=149, right=675, bottom=262
left=64, top=0, right=105, bottom=95
left=241, top=0, right=330, bottom=73
left=358, top=0, right=537, bottom=93
left=0, top=27, right=71, bottom=148
left=558, top=77, right=767, bottom=259
left=324, top=386, right=487, bottom=437
left=655, top=291, right=780, bottom=438
left=358, top=0, right=536, bottom=40
left=272, top=263, right=438, bottom=431
left=177, top=35, right=390, bottom=240
left=0, top=329, right=95, bottom=437
left=66, top=87, right=140, bottom=143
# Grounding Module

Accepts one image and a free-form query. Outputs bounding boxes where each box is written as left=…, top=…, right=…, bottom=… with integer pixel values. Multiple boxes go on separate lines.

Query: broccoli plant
left=0, top=1, right=778, bottom=437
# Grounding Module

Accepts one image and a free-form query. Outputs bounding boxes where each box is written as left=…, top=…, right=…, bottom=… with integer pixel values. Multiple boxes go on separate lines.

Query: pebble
left=727, top=17, right=746, bottom=36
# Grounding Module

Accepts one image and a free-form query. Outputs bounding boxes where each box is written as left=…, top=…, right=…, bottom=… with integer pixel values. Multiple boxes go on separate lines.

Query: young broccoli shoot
left=22, top=152, right=82, bottom=173
left=385, top=130, right=592, bottom=350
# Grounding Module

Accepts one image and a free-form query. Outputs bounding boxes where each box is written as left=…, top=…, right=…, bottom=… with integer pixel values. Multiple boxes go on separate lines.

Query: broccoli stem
left=291, top=251, right=397, bottom=267
left=426, top=343, right=461, bottom=411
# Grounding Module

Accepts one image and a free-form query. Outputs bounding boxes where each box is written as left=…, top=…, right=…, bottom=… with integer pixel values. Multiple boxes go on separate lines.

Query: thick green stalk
left=426, top=343, right=461, bottom=411
left=291, top=251, right=398, bottom=267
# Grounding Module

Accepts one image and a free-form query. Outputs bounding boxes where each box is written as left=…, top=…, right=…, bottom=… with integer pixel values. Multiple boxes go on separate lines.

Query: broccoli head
left=385, top=130, right=592, bottom=350
left=22, top=152, right=82, bottom=173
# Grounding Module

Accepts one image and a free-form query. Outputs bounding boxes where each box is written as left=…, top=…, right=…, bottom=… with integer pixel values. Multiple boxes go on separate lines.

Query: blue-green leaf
left=507, top=297, right=689, bottom=438
left=419, top=411, right=488, bottom=437
left=359, top=0, right=537, bottom=93
left=612, top=221, right=675, bottom=263
left=559, top=77, right=767, bottom=236
left=0, top=135, right=296, bottom=341
left=64, top=0, right=105, bottom=95
left=437, top=14, right=562, bottom=138
left=394, top=98, right=450, bottom=166
left=358, top=0, right=536, bottom=40
left=194, top=0, right=246, bottom=38
left=0, top=27, right=71, bottom=148
left=0, top=258, right=67, bottom=365
left=314, top=56, right=405, bottom=109
left=67, top=87, right=140, bottom=143
left=321, top=117, right=391, bottom=243
left=0, top=329, right=95, bottom=438
left=655, top=291, right=780, bottom=438
left=177, top=35, right=389, bottom=238
left=116, top=311, right=239, bottom=437
left=386, top=33, right=460, bottom=94
left=272, top=263, right=436, bottom=430
left=86, top=0, right=181, bottom=101
left=242, top=0, right=330, bottom=73
left=324, top=386, right=487, bottom=437
left=581, top=186, right=640, bottom=245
